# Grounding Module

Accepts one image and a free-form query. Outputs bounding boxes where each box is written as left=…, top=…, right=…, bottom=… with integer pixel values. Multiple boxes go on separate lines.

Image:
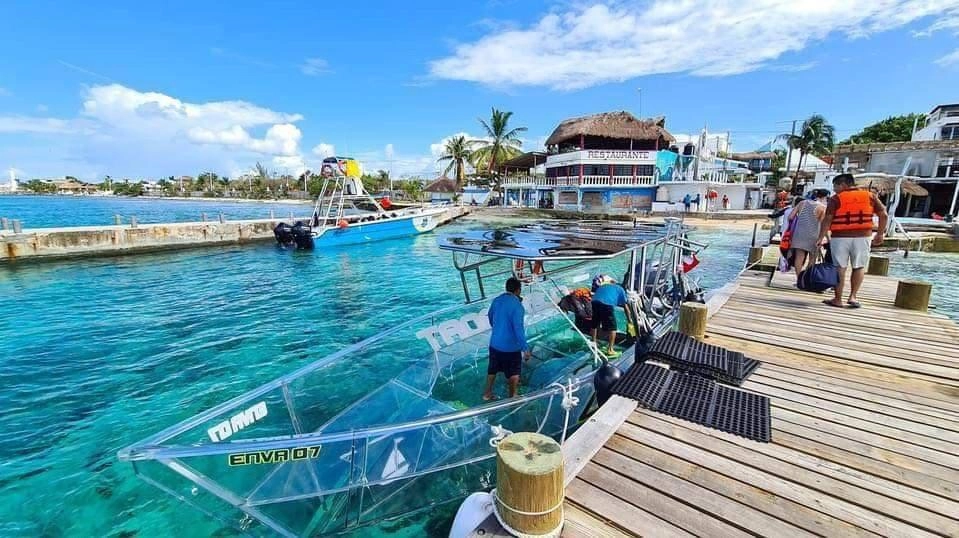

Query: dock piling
left=201, top=212, right=207, bottom=222
left=130, top=216, right=138, bottom=229
left=867, top=256, right=890, bottom=276
left=12, top=220, right=22, bottom=233
left=114, top=214, right=122, bottom=226
left=748, top=246, right=764, bottom=266
left=494, top=432, right=564, bottom=536
left=1, top=217, right=8, bottom=230
left=218, top=212, right=225, bottom=223
left=894, top=280, right=932, bottom=312
left=679, top=301, right=708, bottom=339
left=270, top=210, right=275, bottom=220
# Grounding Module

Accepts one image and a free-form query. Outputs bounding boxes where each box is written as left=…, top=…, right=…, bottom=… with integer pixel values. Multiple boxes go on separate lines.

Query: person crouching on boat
left=591, top=275, right=627, bottom=359
left=484, top=277, right=531, bottom=401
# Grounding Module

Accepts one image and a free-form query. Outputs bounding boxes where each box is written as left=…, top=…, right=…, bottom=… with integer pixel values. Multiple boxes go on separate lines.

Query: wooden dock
left=561, top=270, right=959, bottom=537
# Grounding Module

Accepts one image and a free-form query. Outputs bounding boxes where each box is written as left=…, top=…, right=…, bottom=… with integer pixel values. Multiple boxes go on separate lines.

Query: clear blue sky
left=1, top=0, right=958, bottom=180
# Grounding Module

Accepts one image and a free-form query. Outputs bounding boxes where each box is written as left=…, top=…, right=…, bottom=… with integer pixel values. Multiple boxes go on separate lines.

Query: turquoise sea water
left=0, top=208, right=754, bottom=537
left=0, top=195, right=309, bottom=228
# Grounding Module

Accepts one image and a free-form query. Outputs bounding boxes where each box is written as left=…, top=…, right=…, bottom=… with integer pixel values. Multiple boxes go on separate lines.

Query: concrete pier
left=0, top=206, right=470, bottom=262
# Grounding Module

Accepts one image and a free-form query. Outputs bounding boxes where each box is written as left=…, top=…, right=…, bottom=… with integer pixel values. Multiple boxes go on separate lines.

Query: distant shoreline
left=0, top=193, right=313, bottom=205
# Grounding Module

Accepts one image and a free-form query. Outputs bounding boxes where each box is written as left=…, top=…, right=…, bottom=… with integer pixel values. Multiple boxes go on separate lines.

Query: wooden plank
left=715, top=306, right=959, bottom=357
left=705, top=334, right=959, bottom=409
left=717, top=297, right=959, bottom=341
left=562, top=395, right=636, bottom=486
left=643, top=411, right=959, bottom=521
left=707, top=325, right=959, bottom=384
left=563, top=503, right=634, bottom=538
left=714, top=309, right=959, bottom=366
left=566, top=478, right=694, bottom=538
left=754, top=363, right=959, bottom=417
left=705, top=281, right=739, bottom=318
left=623, top=413, right=948, bottom=537
left=596, top=438, right=823, bottom=537
left=772, top=407, right=959, bottom=471
left=577, top=462, right=755, bottom=538
left=742, top=376, right=959, bottom=442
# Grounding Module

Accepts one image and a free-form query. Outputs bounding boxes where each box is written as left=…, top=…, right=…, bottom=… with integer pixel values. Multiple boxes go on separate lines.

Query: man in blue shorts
left=483, top=277, right=532, bottom=400
left=591, top=275, right=628, bottom=358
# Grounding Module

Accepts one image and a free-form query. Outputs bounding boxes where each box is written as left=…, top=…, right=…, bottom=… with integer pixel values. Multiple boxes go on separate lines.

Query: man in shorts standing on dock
left=818, top=173, right=888, bottom=309
left=591, top=275, right=628, bottom=358
left=484, top=277, right=531, bottom=400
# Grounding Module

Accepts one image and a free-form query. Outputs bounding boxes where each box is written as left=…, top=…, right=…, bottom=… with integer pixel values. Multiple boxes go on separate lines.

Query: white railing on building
left=502, top=175, right=656, bottom=187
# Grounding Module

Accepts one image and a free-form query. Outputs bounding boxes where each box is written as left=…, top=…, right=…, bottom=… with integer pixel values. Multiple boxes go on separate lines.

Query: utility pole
left=785, top=119, right=797, bottom=180
left=637, top=87, right=643, bottom=119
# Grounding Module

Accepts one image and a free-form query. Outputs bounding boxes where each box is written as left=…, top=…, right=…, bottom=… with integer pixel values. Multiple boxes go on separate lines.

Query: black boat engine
left=273, top=222, right=295, bottom=247
left=593, top=361, right=623, bottom=406
left=291, top=221, right=314, bottom=250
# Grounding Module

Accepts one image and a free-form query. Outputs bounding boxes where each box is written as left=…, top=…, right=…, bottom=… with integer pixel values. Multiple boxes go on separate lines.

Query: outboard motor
left=291, top=221, right=314, bottom=250
left=593, top=361, right=623, bottom=406
left=273, top=222, right=295, bottom=247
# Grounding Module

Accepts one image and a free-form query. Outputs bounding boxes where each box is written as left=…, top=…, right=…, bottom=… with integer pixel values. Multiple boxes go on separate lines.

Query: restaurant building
left=501, top=111, right=761, bottom=212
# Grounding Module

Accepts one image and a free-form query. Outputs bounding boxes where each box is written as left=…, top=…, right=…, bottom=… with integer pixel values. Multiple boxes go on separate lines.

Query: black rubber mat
left=657, top=372, right=716, bottom=425
left=645, top=331, right=759, bottom=386
left=611, top=362, right=671, bottom=409
left=712, top=385, right=772, bottom=442
left=611, top=361, right=771, bottom=442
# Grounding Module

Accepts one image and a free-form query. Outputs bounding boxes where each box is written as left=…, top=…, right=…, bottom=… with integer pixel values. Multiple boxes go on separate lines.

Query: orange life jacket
left=831, top=189, right=874, bottom=232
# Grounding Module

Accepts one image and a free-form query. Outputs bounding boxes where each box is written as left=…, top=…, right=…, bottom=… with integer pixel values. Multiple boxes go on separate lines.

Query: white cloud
left=36, top=104, right=49, bottom=113
left=0, top=84, right=310, bottom=179
left=430, top=1, right=959, bottom=90
left=769, top=62, right=818, bottom=72
left=300, top=58, right=330, bottom=76
left=0, top=116, right=78, bottom=134
left=312, top=143, right=336, bottom=157
left=936, top=48, right=959, bottom=66
left=0, top=87, right=11, bottom=97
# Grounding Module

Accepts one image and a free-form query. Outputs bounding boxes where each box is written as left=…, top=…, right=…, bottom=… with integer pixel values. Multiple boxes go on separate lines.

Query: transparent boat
left=118, top=219, right=705, bottom=536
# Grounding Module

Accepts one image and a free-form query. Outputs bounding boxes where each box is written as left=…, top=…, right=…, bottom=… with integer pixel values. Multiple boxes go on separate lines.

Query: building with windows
left=501, top=111, right=763, bottom=212
left=830, top=103, right=959, bottom=217
left=913, top=104, right=959, bottom=142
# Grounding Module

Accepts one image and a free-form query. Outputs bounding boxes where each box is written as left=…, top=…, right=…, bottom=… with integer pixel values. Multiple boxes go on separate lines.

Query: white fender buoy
left=449, top=492, right=493, bottom=538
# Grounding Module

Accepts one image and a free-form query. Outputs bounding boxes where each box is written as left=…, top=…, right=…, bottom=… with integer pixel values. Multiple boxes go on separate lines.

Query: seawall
left=0, top=206, right=470, bottom=263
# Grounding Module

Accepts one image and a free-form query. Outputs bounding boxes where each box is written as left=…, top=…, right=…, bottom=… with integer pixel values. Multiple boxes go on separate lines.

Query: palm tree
left=437, top=135, right=472, bottom=185
left=470, top=108, right=527, bottom=176
left=778, top=115, right=836, bottom=179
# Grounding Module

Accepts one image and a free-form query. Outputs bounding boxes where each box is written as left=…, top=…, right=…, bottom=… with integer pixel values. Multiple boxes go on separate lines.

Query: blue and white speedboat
left=274, top=157, right=448, bottom=249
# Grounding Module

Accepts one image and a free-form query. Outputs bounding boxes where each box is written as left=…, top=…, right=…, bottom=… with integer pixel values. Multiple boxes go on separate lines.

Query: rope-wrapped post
left=867, top=256, right=890, bottom=276
left=679, top=302, right=708, bottom=339
left=495, top=432, right=564, bottom=536
left=748, top=246, right=764, bottom=266
left=894, top=280, right=932, bottom=312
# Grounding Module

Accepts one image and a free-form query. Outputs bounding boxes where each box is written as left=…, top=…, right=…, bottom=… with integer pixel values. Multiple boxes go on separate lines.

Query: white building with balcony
left=913, top=103, right=959, bottom=142
left=500, top=111, right=672, bottom=212
left=833, top=102, right=959, bottom=217
left=500, top=112, right=762, bottom=212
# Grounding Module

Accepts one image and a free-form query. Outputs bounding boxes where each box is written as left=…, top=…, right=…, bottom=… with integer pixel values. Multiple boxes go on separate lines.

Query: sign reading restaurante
left=585, top=150, right=651, bottom=160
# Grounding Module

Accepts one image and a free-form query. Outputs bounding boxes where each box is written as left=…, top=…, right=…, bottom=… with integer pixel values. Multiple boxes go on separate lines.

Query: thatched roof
left=854, top=175, right=929, bottom=197
left=424, top=177, right=457, bottom=193
left=730, top=151, right=776, bottom=161
left=545, top=111, right=674, bottom=146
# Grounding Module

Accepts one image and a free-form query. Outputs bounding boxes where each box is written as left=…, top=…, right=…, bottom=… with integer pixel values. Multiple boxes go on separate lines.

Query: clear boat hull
left=119, top=270, right=636, bottom=537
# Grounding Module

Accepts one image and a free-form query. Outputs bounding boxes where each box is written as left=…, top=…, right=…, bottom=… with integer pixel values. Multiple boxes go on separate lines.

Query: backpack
left=797, top=262, right=839, bottom=293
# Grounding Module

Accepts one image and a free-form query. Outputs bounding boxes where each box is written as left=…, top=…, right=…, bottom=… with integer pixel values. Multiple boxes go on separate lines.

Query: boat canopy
left=439, top=220, right=682, bottom=261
